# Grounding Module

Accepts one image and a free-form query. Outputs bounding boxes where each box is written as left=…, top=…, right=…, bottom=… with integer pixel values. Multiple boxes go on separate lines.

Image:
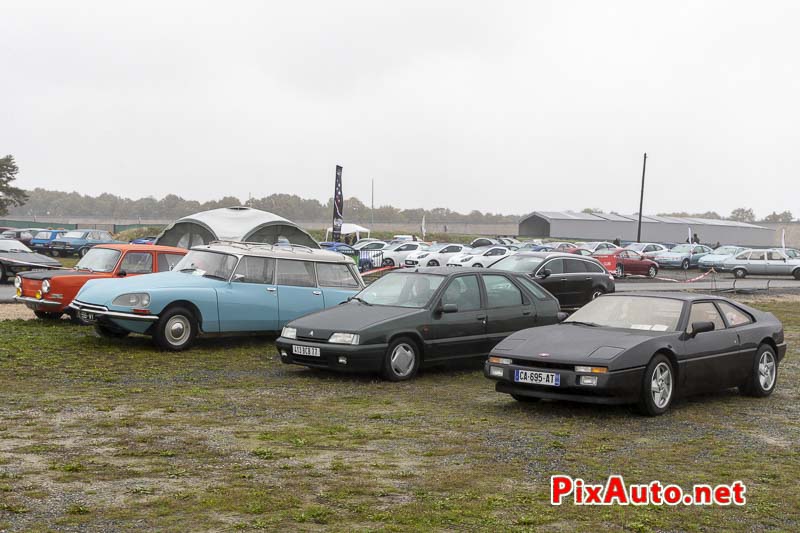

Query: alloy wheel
left=650, top=362, right=673, bottom=409
left=758, top=350, right=776, bottom=391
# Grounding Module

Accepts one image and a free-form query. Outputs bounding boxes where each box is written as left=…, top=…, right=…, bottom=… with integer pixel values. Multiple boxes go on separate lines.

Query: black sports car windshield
left=564, top=296, right=684, bottom=331
left=490, top=254, right=544, bottom=273
left=76, top=248, right=121, bottom=272
left=356, top=272, right=444, bottom=308
left=174, top=250, right=238, bottom=281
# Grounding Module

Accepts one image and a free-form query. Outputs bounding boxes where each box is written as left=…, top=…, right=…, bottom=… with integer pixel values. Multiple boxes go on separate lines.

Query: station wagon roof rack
left=200, top=240, right=351, bottom=263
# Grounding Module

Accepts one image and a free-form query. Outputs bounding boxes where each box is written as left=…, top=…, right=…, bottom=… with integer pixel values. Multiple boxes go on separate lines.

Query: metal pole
left=371, top=179, right=374, bottom=229
left=636, top=153, right=647, bottom=243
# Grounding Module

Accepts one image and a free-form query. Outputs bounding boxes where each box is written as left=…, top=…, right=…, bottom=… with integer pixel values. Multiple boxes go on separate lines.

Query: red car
left=593, top=248, right=659, bottom=278
left=14, top=244, right=186, bottom=320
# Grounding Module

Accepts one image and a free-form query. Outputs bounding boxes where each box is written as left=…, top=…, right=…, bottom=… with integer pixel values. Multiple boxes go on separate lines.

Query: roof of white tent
left=325, top=223, right=371, bottom=235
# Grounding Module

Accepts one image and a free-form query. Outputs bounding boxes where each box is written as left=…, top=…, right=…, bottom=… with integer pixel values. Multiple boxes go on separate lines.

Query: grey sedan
left=722, top=249, right=800, bottom=279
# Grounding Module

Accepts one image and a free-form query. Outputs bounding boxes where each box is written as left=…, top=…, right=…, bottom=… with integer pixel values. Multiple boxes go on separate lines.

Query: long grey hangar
left=485, top=292, right=786, bottom=415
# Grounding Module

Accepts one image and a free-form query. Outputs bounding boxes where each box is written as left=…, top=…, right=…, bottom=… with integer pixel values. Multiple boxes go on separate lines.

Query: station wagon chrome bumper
left=69, top=300, right=160, bottom=321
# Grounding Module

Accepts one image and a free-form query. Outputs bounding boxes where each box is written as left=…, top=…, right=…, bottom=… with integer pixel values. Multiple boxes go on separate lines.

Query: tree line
left=6, top=187, right=519, bottom=224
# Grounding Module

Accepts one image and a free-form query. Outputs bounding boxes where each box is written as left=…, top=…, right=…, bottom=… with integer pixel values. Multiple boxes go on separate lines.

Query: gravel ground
left=0, top=304, right=35, bottom=321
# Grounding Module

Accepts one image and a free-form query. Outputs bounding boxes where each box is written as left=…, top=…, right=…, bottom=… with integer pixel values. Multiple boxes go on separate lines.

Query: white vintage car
left=404, top=243, right=471, bottom=267
left=446, top=245, right=516, bottom=268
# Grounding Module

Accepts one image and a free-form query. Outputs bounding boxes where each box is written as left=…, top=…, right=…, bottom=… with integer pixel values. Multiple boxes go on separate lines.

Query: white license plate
left=514, top=369, right=560, bottom=386
left=292, top=345, right=320, bottom=357
left=80, top=311, right=95, bottom=322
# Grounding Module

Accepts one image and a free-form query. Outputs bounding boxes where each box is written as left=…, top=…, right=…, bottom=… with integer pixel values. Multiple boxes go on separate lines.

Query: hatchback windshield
left=76, top=248, right=121, bottom=272
left=63, top=231, right=87, bottom=239
left=174, top=251, right=239, bottom=281
left=356, top=273, right=444, bottom=307
left=489, top=254, right=545, bottom=273
left=714, top=246, right=740, bottom=255
left=669, top=244, right=693, bottom=253
left=565, top=296, right=684, bottom=331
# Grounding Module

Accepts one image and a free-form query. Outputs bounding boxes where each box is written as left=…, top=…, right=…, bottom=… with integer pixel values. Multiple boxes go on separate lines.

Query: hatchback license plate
left=292, top=345, right=320, bottom=357
left=514, top=369, right=560, bottom=386
left=80, top=311, right=95, bottom=322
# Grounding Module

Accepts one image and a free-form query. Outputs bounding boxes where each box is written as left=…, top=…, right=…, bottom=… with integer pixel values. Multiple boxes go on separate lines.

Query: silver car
left=721, top=248, right=800, bottom=279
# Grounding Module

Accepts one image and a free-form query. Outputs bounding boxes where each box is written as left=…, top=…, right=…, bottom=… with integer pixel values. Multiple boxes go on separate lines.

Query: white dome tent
left=156, top=206, right=319, bottom=249
left=323, top=223, right=370, bottom=242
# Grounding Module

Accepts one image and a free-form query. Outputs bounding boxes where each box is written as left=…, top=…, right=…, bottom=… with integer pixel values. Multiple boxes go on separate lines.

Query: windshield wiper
left=564, top=320, right=601, bottom=327
left=348, top=296, right=372, bottom=306
left=179, top=268, right=198, bottom=273
left=202, top=274, right=227, bottom=281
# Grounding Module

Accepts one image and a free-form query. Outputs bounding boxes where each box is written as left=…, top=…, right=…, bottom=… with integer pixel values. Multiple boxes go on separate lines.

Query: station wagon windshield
left=356, top=273, right=444, bottom=308
left=565, top=296, right=684, bottom=331
left=489, top=254, right=544, bottom=272
left=174, top=250, right=238, bottom=281
left=76, top=248, right=121, bottom=272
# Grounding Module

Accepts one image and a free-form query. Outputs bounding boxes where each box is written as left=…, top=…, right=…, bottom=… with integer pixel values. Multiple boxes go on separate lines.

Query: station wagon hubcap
left=758, top=351, right=776, bottom=390
left=648, top=267, right=656, bottom=278
left=650, top=362, right=673, bottom=408
left=390, top=343, right=416, bottom=377
left=166, top=315, right=191, bottom=346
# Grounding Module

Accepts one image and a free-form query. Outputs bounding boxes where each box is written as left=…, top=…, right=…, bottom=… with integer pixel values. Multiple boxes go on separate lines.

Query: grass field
left=0, top=296, right=798, bottom=531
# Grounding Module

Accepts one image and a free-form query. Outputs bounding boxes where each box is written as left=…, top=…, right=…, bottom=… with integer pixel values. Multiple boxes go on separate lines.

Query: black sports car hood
left=0, top=251, right=62, bottom=268
left=492, top=323, right=671, bottom=363
left=288, top=302, right=422, bottom=336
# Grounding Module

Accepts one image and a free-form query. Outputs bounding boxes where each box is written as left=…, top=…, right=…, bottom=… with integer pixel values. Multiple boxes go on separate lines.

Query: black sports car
left=0, top=239, right=62, bottom=283
left=485, top=292, right=786, bottom=415
left=276, top=267, right=563, bottom=380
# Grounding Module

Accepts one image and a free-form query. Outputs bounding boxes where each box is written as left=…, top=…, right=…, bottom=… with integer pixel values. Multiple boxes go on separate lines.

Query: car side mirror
left=689, top=321, right=715, bottom=337
left=232, top=274, right=246, bottom=283
left=538, top=269, right=551, bottom=279
left=557, top=311, right=568, bottom=322
left=437, top=303, right=458, bottom=314
left=117, top=270, right=127, bottom=277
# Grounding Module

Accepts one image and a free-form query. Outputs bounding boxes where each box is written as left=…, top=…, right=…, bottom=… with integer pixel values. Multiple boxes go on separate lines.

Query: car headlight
left=329, top=332, right=360, bottom=345
left=418, top=253, right=429, bottom=258
left=282, top=326, right=297, bottom=340
left=14, top=276, right=22, bottom=289
left=112, top=293, right=151, bottom=307
left=460, top=256, right=473, bottom=262
left=575, top=366, right=608, bottom=374
left=488, top=356, right=512, bottom=365
left=42, top=280, right=50, bottom=294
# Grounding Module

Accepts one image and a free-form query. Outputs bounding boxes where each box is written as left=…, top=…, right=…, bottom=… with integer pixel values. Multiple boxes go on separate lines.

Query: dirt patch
left=0, top=304, right=35, bottom=321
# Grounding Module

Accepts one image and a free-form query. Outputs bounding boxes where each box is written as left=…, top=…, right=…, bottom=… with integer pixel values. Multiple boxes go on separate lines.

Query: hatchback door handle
left=266, top=287, right=277, bottom=292
left=312, top=290, right=322, bottom=295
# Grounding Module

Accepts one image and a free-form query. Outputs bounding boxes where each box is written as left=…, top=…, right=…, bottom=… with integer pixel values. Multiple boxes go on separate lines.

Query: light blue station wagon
left=69, top=242, right=365, bottom=350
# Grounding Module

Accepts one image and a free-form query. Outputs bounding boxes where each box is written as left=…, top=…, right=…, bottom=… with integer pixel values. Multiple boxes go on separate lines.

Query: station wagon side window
left=584, top=261, right=605, bottom=273
left=688, top=302, right=725, bottom=332
left=767, top=251, right=784, bottom=260
left=735, top=251, right=750, bottom=260
left=441, top=275, right=481, bottom=311
left=233, top=256, right=275, bottom=284
left=157, top=253, right=184, bottom=272
left=516, top=276, right=549, bottom=300
left=749, top=251, right=766, bottom=261
left=119, top=252, right=153, bottom=274
left=564, top=258, right=587, bottom=273
left=541, top=258, right=564, bottom=275
left=276, top=259, right=316, bottom=287
left=483, top=275, right=524, bottom=308
left=716, top=302, right=753, bottom=327
left=317, top=263, right=360, bottom=288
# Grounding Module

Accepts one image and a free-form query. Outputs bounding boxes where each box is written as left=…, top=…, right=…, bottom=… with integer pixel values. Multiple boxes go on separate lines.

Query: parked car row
left=11, top=237, right=787, bottom=416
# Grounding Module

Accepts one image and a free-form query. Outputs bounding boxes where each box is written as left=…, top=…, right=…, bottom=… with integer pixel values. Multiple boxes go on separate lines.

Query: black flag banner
left=332, top=165, right=344, bottom=242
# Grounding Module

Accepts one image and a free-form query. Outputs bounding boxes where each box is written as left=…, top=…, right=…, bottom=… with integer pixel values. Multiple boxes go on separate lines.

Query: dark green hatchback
left=276, top=267, right=562, bottom=380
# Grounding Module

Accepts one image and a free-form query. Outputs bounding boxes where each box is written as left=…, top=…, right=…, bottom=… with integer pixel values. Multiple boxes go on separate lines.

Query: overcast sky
left=3, top=1, right=799, bottom=217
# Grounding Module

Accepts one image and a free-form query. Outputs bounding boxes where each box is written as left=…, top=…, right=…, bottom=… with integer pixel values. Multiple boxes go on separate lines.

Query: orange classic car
left=14, top=244, right=187, bottom=320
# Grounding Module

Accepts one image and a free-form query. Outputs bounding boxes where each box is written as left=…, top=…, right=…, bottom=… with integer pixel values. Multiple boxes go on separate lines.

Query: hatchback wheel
left=383, top=258, right=395, bottom=267
left=638, top=354, right=674, bottom=416
left=591, top=287, right=605, bottom=300
left=733, top=268, right=747, bottom=279
left=154, top=306, right=198, bottom=351
left=427, top=260, right=439, bottom=266
left=51, top=250, right=61, bottom=257
left=382, top=337, right=420, bottom=381
left=740, top=344, right=778, bottom=397
left=647, top=266, right=657, bottom=278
